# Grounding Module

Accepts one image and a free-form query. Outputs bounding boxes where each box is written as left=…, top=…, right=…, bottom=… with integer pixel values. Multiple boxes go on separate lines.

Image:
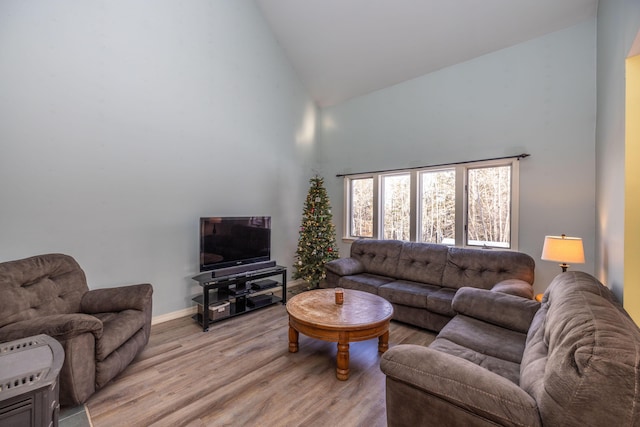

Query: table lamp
left=541, top=234, right=585, bottom=272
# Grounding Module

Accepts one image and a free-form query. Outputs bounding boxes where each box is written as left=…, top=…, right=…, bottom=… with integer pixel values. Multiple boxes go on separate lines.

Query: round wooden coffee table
left=286, top=288, right=394, bottom=380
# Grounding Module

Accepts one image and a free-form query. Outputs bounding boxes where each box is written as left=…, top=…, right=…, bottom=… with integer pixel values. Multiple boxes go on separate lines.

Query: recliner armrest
left=491, top=279, right=534, bottom=299
left=380, top=344, right=541, bottom=427
left=324, top=258, right=364, bottom=277
left=81, top=283, right=153, bottom=314
left=0, top=313, right=103, bottom=342
left=452, top=287, right=540, bottom=333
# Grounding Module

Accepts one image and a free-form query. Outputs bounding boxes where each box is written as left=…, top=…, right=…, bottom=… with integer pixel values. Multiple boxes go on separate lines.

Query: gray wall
left=596, top=0, right=640, bottom=301
left=318, top=20, right=597, bottom=295
left=0, top=1, right=317, bottom=315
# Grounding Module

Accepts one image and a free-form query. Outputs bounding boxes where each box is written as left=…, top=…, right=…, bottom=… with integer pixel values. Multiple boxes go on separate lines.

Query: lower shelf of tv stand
left=192, top=294, right=283, bottom=328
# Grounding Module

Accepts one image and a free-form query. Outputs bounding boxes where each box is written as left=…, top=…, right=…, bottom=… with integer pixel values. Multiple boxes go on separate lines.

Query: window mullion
left=409, top=172, right=418, bottom=241
left=456, top=165, right=466, bottom=247
left=510, top=161, right=520, bottom=250
left=373, top=174, right=380, bottom=239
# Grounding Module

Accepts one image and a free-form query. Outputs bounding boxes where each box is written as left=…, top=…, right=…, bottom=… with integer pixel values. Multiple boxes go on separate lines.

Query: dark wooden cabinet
left=0, top=335, right=64, bottom=427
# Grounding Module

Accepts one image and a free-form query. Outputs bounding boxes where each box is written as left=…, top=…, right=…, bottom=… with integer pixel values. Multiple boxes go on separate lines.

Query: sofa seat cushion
left=433, top=314, right=528, bottom=383
left=426, top=288, right=457, bottom=316
left=338, top=274, right=394, bottom=294
left=378, top=281, right=440, bottom=308
left=93, top=309, right=146, bottom=361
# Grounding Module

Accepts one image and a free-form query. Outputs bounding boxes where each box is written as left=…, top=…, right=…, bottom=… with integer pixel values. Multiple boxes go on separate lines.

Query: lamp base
left=559, top=263, right=569, bottom=272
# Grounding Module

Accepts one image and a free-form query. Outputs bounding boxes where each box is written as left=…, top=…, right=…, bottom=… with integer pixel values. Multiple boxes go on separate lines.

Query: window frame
left=343, top=158, right=520, bottom=249
left=346, top=175, right=377, bottom=239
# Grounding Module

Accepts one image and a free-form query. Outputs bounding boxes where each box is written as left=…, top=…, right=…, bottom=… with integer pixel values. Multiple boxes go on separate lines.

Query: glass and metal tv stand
left=191, top=265, right=287, bottom=332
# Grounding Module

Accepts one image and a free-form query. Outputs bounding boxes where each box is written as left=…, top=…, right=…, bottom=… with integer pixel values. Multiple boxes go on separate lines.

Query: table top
left=287, top=288, right=393, bottom=330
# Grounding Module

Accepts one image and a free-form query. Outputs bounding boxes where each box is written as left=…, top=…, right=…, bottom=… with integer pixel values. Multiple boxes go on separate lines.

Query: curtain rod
left=335, top=153, right=530, bottom=178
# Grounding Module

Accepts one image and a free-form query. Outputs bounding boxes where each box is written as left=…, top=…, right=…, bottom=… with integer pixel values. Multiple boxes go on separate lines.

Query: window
left=344, top=159, right=520, bottom=249
left=349, top=177, right=374, bottom=238
left=467, top=166, right=512, bottom=248
left=382, top=174, right=410, bottom=240
left=420, top=169, right=455, bottom=244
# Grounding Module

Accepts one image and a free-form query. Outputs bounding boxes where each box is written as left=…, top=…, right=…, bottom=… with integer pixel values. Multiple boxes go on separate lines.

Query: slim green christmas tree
left=294, top=176, right=340, bottom=288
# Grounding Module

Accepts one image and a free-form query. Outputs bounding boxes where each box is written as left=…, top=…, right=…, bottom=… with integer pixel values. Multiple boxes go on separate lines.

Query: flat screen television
left=200, top=216, right=271, bottom=272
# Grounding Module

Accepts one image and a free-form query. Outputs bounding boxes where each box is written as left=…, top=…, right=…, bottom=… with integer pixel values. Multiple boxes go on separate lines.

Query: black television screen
left=200, top=216, right=271, bottom=272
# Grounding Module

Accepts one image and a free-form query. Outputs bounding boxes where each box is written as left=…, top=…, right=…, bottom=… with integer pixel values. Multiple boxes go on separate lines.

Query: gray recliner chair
left=0, top=253, right=153, bottom=406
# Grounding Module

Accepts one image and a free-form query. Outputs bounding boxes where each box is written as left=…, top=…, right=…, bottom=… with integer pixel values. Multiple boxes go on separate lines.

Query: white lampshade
left=541, top=235, right=585, bottom=271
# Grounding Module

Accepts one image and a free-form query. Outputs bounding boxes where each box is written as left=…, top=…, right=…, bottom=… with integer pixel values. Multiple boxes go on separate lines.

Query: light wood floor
left=85, top=302, right=435, bottom=427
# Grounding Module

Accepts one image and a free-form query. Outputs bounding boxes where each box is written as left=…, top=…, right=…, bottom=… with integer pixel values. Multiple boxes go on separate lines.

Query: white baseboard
left=152, top=306, right=196, bottom=325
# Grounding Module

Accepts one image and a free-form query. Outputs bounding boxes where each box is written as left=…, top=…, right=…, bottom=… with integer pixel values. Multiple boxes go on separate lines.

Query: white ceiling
left=255, top=0, right=598, bottom=107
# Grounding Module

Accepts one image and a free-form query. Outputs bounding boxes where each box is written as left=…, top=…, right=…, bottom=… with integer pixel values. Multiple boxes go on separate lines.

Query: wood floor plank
left=85, top=303, right=435, bottom=426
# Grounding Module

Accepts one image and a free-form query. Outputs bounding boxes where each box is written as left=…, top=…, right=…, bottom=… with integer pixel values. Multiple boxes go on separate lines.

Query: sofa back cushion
left=0, top=253, right=88, bottom=328
left=395, top=242, right=448, bottom=285
left=520, top=271, right=640, bottom=426
left=349, top=240, right=403, bottom=278
left=442, top=247, right=535, bottom=290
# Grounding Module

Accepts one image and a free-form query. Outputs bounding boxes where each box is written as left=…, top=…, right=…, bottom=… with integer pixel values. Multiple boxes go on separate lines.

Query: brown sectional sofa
left=324, top=239, right=535, bottom=332
left=380, top=271, right=640, bottom=426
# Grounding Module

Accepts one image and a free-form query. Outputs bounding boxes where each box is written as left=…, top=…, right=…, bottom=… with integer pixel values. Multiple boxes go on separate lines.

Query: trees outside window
left=420, top=169, right=455, bottom=244
left=344, top=159, right=519, bottom=249
left=382, top=174, right=410, bottom=241
left=349, top=177, right=373, bottom=238
left=467, top=166, right=511, bottom=248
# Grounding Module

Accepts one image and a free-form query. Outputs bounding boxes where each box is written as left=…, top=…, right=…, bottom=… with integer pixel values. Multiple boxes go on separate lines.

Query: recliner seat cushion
left=93, top=309, right=146, bottom=361
left=95, top=327, right=149, bottom=388
left=429, top=338, right=522, bottom=385
left=432, top=314, right=527, bottom=383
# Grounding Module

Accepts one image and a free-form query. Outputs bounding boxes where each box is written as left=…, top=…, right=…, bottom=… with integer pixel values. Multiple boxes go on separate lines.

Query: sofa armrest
left=81, top=283, right=153, bottom=314
left=491, top=279, right=534, bottom=299
left=0, top=314, right=103, bottom=342
left=380, top=345, right=541, bottom=427
left=324, top=258, right=364, bottom=277
left=452, top=287, right=540, bottom=333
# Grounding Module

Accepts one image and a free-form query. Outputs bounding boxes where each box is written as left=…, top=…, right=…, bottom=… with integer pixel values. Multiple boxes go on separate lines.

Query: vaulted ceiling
left=255, top=0, right=598, bottom=107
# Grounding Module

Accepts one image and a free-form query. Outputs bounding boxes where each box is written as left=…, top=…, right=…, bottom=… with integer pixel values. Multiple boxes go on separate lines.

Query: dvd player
left=251, top=279, right=279, bottom=291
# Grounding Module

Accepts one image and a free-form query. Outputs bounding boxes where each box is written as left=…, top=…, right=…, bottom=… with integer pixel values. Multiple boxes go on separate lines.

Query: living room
left=1, top=0, right=639, bottom=425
